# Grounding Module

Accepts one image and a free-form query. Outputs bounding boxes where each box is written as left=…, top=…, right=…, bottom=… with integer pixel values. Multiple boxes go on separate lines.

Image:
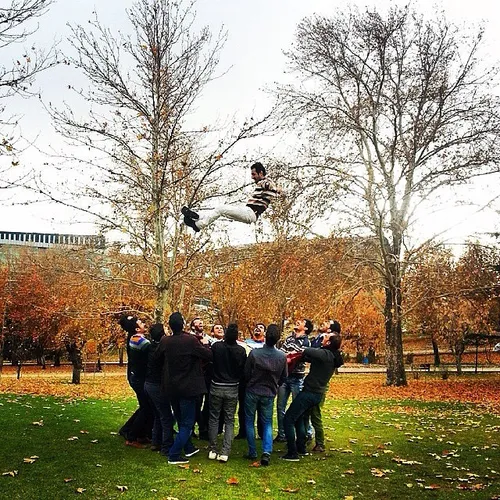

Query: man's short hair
left=190, top=317, right=202, bottom=330
left=255, top=322, right=266, bottom=331
left=225, top=323, right=238, bottom=344
left=330, top=320, right=341, bottom=334
left=265, top=323, right=280, bottom=346
left=251, top=162, right=266, bottom=176
left=119, top=315, right=138, bottom=335
left=169, top=312, right=184, bottom=333
left=304, top=319, right=313, bottom=335
left=326, top=335, right=342, bottom=352
left=149, top=323, right=165, bottom=342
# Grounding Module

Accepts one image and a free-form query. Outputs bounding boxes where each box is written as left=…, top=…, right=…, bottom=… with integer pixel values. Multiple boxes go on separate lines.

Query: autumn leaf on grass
left=63, top=478, right=74, bottom=483
left=2, top=470, right=18, bottom=477
left=23, top=458, right=36, bottom=464
left=281, top=487, right=300, bottom=493
left=249, top=461, right=261, bottom=467
left=307, top=479, right=316, bottom=484
left=424, top=485, right=441, bottom=490
left=344, top=470, right=355, bottom=475
left=90, top=440, right=98, bottom=444
left=80, top=430, right=89, bottom=434
left=67, top=436, right=79, bottom=441
left=226, top=477, right=239, bottom=485
left=116, top=485, right=128, bottom=492
left=192, top=469, right=202, bottom=474
left=32, top=420, right=43, bottom=426
left=177, top=464, right=189, bottom=470
left=76, top=488, right=86, bottom=494
left=371, top=468, right=385, bottom=478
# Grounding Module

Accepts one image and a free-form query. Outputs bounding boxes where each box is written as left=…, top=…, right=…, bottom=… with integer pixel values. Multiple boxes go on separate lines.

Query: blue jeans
left=276, top=376, right=303, bottom=438
left=169, top=397, right=197, bottom=459
left=284, top=390, right=323, bottom=455
left=244, top=391, right=274, bottom=457
left=144, top=381, right=174, bottom=455
left=208, top=384, right=238, bottom=456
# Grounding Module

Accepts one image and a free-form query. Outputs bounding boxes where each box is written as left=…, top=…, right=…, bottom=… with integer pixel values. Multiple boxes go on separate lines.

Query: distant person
left=208, top=323, right=247, bottom=462
left=244, top=324, right=287, bottom=466
left=282, top=330, right=344, bottom=461
left=182, top=162, right=281, bottom=232
left=156, top=312, right=212, bottom=464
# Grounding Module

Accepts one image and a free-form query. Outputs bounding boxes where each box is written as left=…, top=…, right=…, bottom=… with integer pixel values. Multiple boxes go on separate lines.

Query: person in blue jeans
left=244, top=324, right=287, bottom=466
left=155, top=312, right=213, bottom=464
left=282, top=332, right=343, bottom=461
left=275, top=319, right=312, bottom=442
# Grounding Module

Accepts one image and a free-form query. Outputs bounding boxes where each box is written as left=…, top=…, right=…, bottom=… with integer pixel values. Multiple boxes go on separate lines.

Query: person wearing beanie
left=144, top=324, right=174, bottom=456
left=281, top=329, right=344, bottom=461
left=244, top=324, right=287, bottom=466
left=275, top=319, right=312, bottom=443
left=155, top=312, right=213, bottom=465
left=207, top=323, right=247, bottom=462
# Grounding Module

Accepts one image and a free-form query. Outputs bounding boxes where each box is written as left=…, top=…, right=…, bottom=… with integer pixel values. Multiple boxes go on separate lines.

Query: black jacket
left=156, top=331, right=212, bottom=398
left=211, top=341, right=247, bottom=386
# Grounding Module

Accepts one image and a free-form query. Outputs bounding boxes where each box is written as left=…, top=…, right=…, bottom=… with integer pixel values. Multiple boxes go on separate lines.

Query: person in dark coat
left=155, top=312, right=212, bottom=464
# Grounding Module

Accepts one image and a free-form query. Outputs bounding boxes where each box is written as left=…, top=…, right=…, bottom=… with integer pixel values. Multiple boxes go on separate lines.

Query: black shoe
left=183, top=215, right=200, bottom=233
left=198, top=432, right=209, bottom=441
left=273, top=435, right=286, bottom=443
left=243, top=453, right=258, bottom=460
left=181, top=206, right=199, bottom=220
left=260, top=453, right=270, bottom=466
left=185, top=448, right=200, bottom=458
left=234, top=433, right=246, bottom=440
left=281, top=453, right=300, bottom=462
left=298, top=450, right=310, bottom=456
left=168, top=456, right=189, bottom=465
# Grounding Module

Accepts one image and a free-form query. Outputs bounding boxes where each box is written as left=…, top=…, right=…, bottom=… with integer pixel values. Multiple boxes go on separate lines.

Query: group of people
left=118, top=312, right=343, bottom=466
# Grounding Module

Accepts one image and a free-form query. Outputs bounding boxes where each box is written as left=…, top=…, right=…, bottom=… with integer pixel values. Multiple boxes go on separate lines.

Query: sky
left=1, top=0, right=499, bottom=248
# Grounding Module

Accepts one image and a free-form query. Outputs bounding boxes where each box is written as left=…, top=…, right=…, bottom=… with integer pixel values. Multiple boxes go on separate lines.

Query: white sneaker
left=217, top=454, right=228, bottom=462
left=208, top=451, right=217, bottom=460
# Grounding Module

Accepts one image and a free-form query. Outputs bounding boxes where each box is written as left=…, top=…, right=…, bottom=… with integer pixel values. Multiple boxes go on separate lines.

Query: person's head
left=250, top=162, right=266, bottom=183
left=169, top=312, right=185, bottom=334
left=253, top=323, right=266, bottom=342
left=319, top=320, right=341, bottom=335
left=211, top=323, right=225, bottom=340
left=322, top=332, right=342, bottom=352
left=190, top=317, right=204, bottom=334
left=119, top=315, right=146, bottom=336
left=149, top=323, right=165, bottom=342
left=330, top=320, right=341, bottom=335
left=265, top=323, right=280, bottom=347
left=225, top=323, right=238, bottom=344
left=294, top=318, right=313, bottom=336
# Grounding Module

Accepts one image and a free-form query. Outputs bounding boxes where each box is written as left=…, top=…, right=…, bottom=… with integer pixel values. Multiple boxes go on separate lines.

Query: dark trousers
left=284, top=390, right=323, bottom=455
left=123, top=374, right=153, bottom=442
left=169, top=397, right=198, bottom=459
left=144, top=381, right=174, bottom=455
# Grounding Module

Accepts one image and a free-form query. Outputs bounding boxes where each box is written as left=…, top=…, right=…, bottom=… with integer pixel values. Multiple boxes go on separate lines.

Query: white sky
left=1, top=0, right=499, bottom=248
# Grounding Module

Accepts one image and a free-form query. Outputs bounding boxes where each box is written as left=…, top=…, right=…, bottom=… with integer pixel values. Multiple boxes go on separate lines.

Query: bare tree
left=277, top=5, right=500, bottom=385
left=0, top=0, right=57, bottom=188
left=46, top=0, right=270, bottom=322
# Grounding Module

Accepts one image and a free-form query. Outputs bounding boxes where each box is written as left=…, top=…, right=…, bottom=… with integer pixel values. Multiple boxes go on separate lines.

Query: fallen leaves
left=280, top=487, right=300, bottom=493
left=226, top=477, right=239, bottom=485
left=2, top=470, right=18, bottom=477
left=116, top=485, right=128, bottom=492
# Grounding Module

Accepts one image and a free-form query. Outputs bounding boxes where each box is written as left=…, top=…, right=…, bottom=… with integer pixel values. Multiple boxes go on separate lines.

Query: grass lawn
left=0, top=371, right=499, bottom=499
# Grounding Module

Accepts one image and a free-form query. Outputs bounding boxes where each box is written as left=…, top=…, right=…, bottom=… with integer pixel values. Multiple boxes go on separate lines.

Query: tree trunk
left=118, top=346, right=124, bottom=366
left=53, top=350, right=61, bottom=367
left=384, top=284, right=407, bottom=386
left=16, top=361, right=22, bottom=380
left=432, top=337, right=441, bottom=366
left=454, top=339, right=465, bottom=375
left=66, top=342, right=83, bottom=384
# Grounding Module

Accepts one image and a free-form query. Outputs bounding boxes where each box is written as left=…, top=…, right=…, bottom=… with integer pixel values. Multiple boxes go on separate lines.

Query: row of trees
left=1, top=1, right=500, bottom=385
left=1, top=237, right=499, bottom=381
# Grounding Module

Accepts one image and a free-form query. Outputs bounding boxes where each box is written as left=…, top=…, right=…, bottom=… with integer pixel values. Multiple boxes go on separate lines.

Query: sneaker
left=243, top=453, right=258, bottom=460
left=281, top=453, right=300, bottom=462
left=298, top=450, right=310, bottom=456
left=312, top=444, right=325, bottom=453
left=183, top=215, right=200, bottom=233
left=181, top=206, right=200, bottom=220
left=125, top=440, right=146, bottom=449
left=185, top=448, right=200, bottom=458
left=168, top=456, right=189, bottom=465
left=217, top=454, right=228, bottom=462
left=208, top=450, right=217, bottom=460
left=273, top=435, right=286, bottom=443
left=260, top=453, right=270, bottom=466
